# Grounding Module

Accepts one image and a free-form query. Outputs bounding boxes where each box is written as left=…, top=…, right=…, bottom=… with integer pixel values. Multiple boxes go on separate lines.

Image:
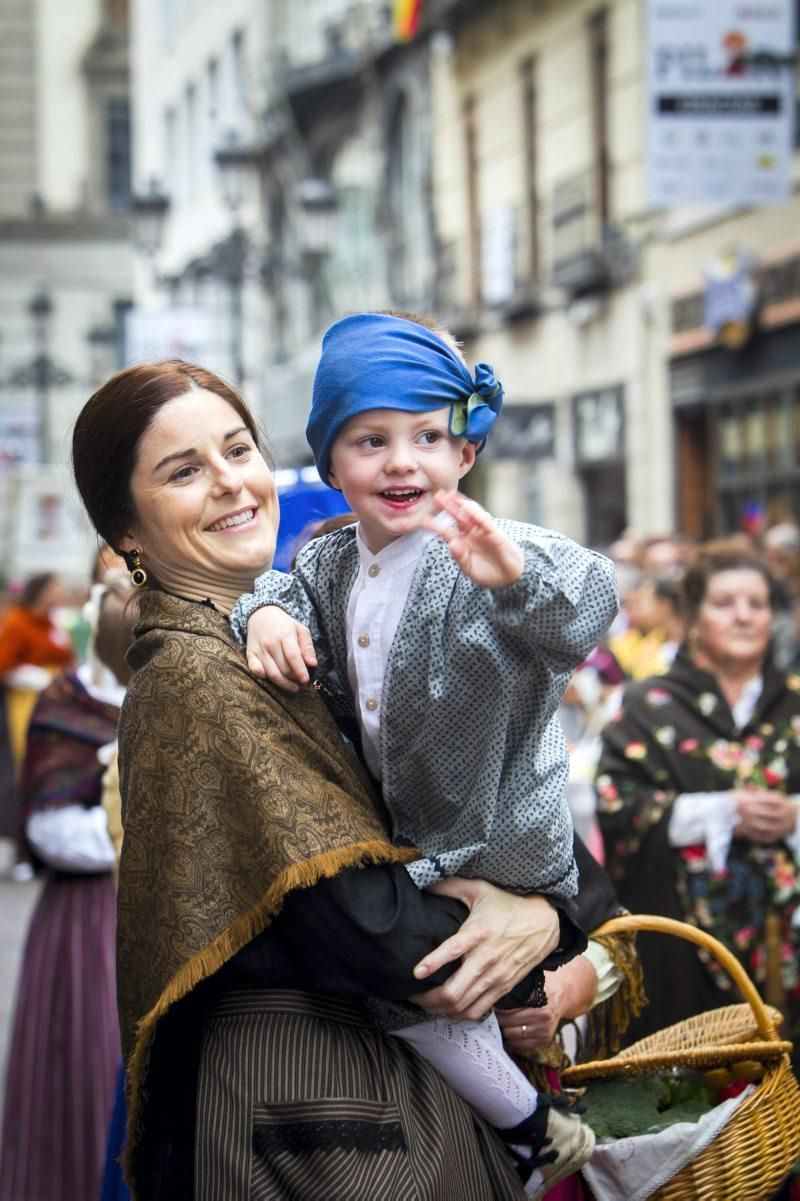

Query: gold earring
left=688, top=627, right=699, bottom=655
left=127, top=548, right=148, bottom=588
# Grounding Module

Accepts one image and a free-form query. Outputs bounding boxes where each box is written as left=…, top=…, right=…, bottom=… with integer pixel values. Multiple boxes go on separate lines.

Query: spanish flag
left=393, top=0, right=422, bottom=41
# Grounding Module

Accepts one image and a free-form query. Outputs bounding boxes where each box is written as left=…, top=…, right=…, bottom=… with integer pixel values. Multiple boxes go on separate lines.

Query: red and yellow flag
left=393, top=0, right=422, bottom=42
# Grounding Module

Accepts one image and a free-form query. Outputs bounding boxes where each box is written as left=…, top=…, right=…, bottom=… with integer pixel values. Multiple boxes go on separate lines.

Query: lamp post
left=86, top=323, right=117, bottom=386
left=214, top=131, right=260, bottom=386
left=295, top=178, right=338, bottom=329
left=131, top=178, right=170, bottom=274
left=29, top=287, right=53, bottom=464
left=4, top=290, right=73, bottom=466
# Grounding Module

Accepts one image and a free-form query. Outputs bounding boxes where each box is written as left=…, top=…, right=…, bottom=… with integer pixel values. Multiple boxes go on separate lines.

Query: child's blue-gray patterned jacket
left=231, top=520, right=619, bottom=902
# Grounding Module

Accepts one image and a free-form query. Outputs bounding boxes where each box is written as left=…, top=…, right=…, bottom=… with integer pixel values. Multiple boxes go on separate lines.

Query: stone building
left=0, top=0, right=133, bottom=578
left=429, top=0, right=800, bottom=543
left=130, top=0, right=442, bottom=466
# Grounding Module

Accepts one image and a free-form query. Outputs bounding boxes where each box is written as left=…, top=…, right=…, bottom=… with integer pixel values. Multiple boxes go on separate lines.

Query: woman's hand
left=409, top=878, right=560, bottom=1021
left=731, top=788, right=799, bottom=844
left=424, top=491, right=524, bottom=590
left=497, top=956, right=599, bottom=1053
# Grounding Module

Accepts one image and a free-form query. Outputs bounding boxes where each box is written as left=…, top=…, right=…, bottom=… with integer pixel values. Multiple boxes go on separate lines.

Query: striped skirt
left=196, top=989, right=525, bottom=1201
left=0, top=872, right=120, bottom=1201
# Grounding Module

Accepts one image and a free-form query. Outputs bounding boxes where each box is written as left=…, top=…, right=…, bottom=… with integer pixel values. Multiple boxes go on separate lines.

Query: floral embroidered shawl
left=596, top=646, right=800, bottom=1044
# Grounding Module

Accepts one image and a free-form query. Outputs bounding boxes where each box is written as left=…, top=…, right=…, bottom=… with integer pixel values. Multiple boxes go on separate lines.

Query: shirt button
left=365, top=696, right=379, bottom=711
left=358, top=634, right=370, bottom=648
left=368, top=564, right=381, bottom=578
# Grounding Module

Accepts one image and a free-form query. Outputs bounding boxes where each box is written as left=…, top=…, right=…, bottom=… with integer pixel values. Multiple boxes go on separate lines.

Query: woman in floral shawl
left=597, top=540, right=800, bottom=1050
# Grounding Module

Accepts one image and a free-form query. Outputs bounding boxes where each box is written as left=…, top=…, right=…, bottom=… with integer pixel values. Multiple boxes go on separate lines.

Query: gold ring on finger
left=522, top=1025, right=527, bottom=1035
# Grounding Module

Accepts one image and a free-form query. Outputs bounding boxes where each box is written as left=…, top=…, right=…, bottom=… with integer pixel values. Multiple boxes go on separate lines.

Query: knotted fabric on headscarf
left=307, top=313, right=504, bottom=483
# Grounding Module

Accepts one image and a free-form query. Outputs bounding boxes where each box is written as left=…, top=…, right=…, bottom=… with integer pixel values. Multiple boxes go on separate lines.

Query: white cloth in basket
left=581, top=1085, right=754, bottom=1201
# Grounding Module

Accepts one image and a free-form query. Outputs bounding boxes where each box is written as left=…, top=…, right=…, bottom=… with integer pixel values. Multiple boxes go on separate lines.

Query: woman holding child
left=71, top=347, right=619, bottom=1200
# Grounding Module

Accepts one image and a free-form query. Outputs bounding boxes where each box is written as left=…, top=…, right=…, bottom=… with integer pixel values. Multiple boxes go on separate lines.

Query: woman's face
left=694, top=568, right=772, bottom=669
left=125, top=389, right=279, bottom=606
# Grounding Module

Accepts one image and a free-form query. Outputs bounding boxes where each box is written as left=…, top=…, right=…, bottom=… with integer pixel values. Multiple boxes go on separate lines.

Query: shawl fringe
left=583, top=927, right=647, bottom=1062
left=123, top=837, right=416, bottom=1194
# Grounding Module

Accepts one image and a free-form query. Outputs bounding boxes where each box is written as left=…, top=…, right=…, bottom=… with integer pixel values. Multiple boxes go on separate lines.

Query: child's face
left=328, top=407, right=476, bottom=553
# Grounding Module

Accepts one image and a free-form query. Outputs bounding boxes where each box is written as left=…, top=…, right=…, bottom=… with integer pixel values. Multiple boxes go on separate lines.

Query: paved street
left=0, top=867, right=41, bottom=1121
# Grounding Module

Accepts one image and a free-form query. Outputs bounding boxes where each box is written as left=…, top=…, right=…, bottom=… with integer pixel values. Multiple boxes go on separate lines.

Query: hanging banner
left=646, top=0, right=795, bottom=207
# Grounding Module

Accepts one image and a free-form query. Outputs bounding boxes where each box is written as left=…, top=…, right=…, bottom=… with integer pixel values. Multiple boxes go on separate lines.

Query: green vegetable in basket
left=582, top=1073, right=715, bottom=1141
left=645, top=1100, right=715, bottom=1133
left=582, top=1077, right=668, bottom=1139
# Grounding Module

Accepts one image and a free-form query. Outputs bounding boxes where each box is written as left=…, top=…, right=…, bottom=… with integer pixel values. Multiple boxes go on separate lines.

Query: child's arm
left=427, top=489, right=618, bottom=667
left=230, top=545, right=331, bottom=690
left=246, top=605, right=317, bottom=691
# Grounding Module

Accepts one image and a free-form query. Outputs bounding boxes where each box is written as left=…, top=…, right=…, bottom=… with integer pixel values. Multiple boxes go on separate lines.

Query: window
left=713, top=392, right=800, bottom=530
left=230, top=29, right=247, bottom=125
left=164, top=106, right=177, bottom=197
left=106, top=98, right=131, bottom=212
left=207, top=57, right=219, bottom=126
left=462, top=95, right=480, bottom=307
left=185, top=83, right=197, bottom=193
left=519, top=55, right=539, bottom=284
left=587, top=8, right=609, bottom=229
left=206, top=58, right=219, bottom=182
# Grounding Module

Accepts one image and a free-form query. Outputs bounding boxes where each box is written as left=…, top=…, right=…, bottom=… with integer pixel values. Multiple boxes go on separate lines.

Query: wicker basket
left=560, top=914, right=800, bottom=1200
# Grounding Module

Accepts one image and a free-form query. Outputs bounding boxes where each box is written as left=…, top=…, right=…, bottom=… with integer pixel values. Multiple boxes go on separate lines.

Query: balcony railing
left=548, top=168, right=610, bottom=295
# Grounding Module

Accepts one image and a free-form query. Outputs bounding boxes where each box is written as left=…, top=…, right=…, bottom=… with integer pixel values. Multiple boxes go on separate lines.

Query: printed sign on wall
left=646, top=0, right=795, bottom=207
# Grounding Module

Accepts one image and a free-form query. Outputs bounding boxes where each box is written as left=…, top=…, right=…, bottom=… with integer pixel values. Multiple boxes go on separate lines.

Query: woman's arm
left=235, top=867, right=577, bottom=1019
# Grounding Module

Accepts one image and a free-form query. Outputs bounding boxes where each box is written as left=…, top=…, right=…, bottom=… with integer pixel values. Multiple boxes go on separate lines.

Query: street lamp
left=86, top=323, right=117, bottom=385
left=131, top=178, right=170, bottom=258
left=295, top=178, right=338, bottom=260
left=29, top=287, right=53, bottom=464
left=214, top=131, right=260, bottom=386
left=214, top=130, right=257, bottom=215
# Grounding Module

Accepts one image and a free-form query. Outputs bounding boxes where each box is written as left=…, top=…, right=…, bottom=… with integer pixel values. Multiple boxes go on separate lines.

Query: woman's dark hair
left=72, top=360, right=264, bottom=551
left=679, top=539, right=778, bottom=623
left=19, top=573, right=55, bottom=608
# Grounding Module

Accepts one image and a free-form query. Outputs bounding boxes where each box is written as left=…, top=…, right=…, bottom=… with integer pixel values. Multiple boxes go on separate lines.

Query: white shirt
left=668, top=674, right=800, bottom=872
left=346, top=525, right=433, bottom=779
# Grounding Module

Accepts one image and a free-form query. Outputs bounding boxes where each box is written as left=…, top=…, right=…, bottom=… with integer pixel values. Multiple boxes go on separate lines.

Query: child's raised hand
left=246, top=605, right=318, bottom=692
left=424, top=490, right=524, bottom=589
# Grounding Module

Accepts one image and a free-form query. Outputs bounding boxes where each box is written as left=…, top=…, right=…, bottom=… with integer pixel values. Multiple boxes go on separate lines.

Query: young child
left=231, top=311, right=618, bottom=1194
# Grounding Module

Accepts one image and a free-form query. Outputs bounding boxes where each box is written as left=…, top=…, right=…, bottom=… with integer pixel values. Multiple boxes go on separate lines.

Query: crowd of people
left=0, top=317, right=797, bottom=1201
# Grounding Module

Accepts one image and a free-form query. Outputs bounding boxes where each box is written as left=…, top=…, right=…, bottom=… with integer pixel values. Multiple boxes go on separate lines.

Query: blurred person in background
left=0, top=572, right=74, bottom=768
left=559, top=653, right=626, bottom=860
left=639, top=533, right=689, bottom=580
left=609, top=575, right=684, bottom=681
left=0, top=573, right=75, bottom=878
left=763, top=522, right=800, bottom=671
left=596, top=541, right=800, bottom=1054
left=0, top=577, right=136, bottom=1201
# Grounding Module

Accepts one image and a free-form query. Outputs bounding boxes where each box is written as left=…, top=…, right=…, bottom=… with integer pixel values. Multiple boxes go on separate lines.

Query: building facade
left=429, top=0, right=800, bottom=544
left=0, top=0, right=133, bottom=579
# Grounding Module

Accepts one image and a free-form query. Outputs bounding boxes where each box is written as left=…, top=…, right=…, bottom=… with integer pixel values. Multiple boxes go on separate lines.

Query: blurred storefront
left=670, top=246, right=800, bottom=537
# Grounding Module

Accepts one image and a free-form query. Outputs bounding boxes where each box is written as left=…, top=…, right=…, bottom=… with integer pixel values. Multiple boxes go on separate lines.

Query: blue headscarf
left=307, top=313, right=504, bottom=483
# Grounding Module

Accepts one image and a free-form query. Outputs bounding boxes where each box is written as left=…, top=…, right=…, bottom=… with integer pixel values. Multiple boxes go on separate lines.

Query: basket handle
left=591, top=913, right=781, bottom=1044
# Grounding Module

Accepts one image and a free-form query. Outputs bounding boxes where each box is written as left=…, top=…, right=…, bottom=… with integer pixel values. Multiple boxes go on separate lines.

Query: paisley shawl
left=116, top=591, right=415, bottom=1194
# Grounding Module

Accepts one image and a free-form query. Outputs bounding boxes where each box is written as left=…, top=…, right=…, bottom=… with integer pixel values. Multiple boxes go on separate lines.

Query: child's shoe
left=499, top=1093, right=596, bottom=1198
